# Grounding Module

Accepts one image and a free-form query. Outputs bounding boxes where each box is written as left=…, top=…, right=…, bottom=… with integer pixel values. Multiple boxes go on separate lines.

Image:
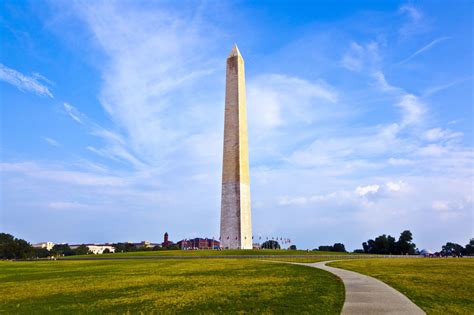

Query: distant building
left=161, top=232, right=175, bottom=247
left=32, top=242, right=55, bottom=251
left=70, top=244, right=115, bottom=254
left=127, top=241, right=159, bottom=248
left=177, top=238, right=220, bottom=250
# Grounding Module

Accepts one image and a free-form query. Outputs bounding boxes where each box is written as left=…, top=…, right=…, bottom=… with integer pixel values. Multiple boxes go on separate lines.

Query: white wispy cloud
left=416, top=144, right=447, bottom=157
left=247, top=74, right=338, bottom=133
left=48, top=201, right=91, bottom=210
left=63, top=102, right=84, bottom=124
left=73, top=1, right=221, bottom=167
left=1, top=161, right=127, bottom=187
left=355, top=184, right=380, bottom=196
left=398, top=4, right=429, bottom=38
left=397, top=94, right=425, bottom=126
left=388, top=158, right=415, bottom=166
left=0, top=63, right=54, bottom=98
left=341, top=41, right=380, bottom=72
left=372, top=71, right=400, bottom=92
left=422, top=128, right=463, bottom=142
left=386, top=181, right=403, bottom=192
left=432, top=199, right=469, bottom=220
left=396, top=37, right=451, bottom=65
left=62, top=102, right=146, bottom=169
left=422, top=76, right=472, bottom=97
left=399, top=5, right=422, bottom=22
left=42, top=137, right=59, bottom=146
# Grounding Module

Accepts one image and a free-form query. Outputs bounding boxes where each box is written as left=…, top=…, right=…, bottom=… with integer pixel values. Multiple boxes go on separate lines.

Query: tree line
left=2, top=231, right=473, bottom=259
left=440, top=240, right=474, bottom=256
left=0, top=233, right=182, bottom=259
left=0, top=233, right=97, bottom=259
left=355, top=230, right=474, bottom=256
left=358, top=230, right=417, bottom=255
left=112, top=242, right=179, bottom=252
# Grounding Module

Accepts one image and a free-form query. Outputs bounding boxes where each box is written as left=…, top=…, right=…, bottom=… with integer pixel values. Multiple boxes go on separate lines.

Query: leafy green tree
left=0, top=233, right=14, bottom=244
left=374, top=235, right=396, bottom=254
left=318, top=245, right=334, bottom=251
left=0, top=233, right=16, bottom=259
left=165, top=244, right=180, bottom=250
left=289, top=245, right=297, bottom=250
left=14, top=239, right=34, bottom=259
left=441, top=242, right=464, bottom=256
left=0, top=233, right=34, bottom=259
left=113, top=242, right=137, bottom=252
left=15, top=238, right=35, bottom=259
left=261, top=240, right=280, bottom=249
left=361, top=230, right=417, bottom=255
left=465, top=239, right=474, bottom=256
left=332, top=243, right=346, bottom=252
left=103, top=248, right=111, bottom=254
left=362, top=242, right=369, bottom=253
left=396, top=230, right=416, bottom=255
left=74, top=245, right=90, bottom=255
left=51, top=244, right=74, bottom=256
left=353, top=249, right=365, bottom=253
left=317, top=243, right=346, bottom=252
left=34, top=247, right=50, bottom=258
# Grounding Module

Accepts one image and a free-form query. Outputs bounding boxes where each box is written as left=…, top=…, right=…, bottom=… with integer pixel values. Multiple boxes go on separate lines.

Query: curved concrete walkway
left=303, top=261, right=425, bottom=315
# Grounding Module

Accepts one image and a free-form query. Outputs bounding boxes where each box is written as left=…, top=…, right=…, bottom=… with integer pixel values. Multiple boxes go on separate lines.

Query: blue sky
left=1, top=0, right=472, bottom=250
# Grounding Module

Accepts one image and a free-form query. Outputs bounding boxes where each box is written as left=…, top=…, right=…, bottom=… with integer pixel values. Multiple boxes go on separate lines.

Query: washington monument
left=220, top=44, right=253, bottom=249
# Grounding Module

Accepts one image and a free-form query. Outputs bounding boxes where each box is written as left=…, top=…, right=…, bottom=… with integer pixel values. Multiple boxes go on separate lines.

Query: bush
left=34, top=247, right=50, bottom=258
left=51, top=244, right=74, bottom=256
left=74, top=245, right=91, bottom=255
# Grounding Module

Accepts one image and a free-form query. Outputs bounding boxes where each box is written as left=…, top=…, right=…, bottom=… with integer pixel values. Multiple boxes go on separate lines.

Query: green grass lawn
left=0, top=259, right=344, bottom=313
left=64, top=249, right=355, bottom=258
left=267, top=257, right=356, bottom=264
left=329, top=258, right=474, bottom=314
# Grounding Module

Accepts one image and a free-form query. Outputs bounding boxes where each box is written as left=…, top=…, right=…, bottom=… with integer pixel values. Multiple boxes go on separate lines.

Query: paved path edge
left=298, top=260, right=426, bottom=315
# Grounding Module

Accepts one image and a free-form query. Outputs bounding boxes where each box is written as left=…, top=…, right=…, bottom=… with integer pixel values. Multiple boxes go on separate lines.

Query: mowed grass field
left=0, top=259, right=344, bottom=314
left=329, top=258, right=474, bottom=314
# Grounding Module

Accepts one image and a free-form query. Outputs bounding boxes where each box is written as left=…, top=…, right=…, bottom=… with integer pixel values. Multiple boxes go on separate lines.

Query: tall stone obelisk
left=220, top=44, right=252, bottom=249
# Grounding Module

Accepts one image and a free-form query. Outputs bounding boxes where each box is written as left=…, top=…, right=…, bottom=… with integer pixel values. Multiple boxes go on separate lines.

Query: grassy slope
left=0, top=259, right=344, bottom=313
left=65, top=249, right=355, bottom=258
left=329, top=258, right=474, bottom=314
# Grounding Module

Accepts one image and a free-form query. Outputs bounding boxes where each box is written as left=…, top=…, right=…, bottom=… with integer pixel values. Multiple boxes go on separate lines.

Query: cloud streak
left=42, top=137, right=59, bottom=146
left=0, top=63, right=54, bottom=98
left=396, top=37, right=451, bottom=65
